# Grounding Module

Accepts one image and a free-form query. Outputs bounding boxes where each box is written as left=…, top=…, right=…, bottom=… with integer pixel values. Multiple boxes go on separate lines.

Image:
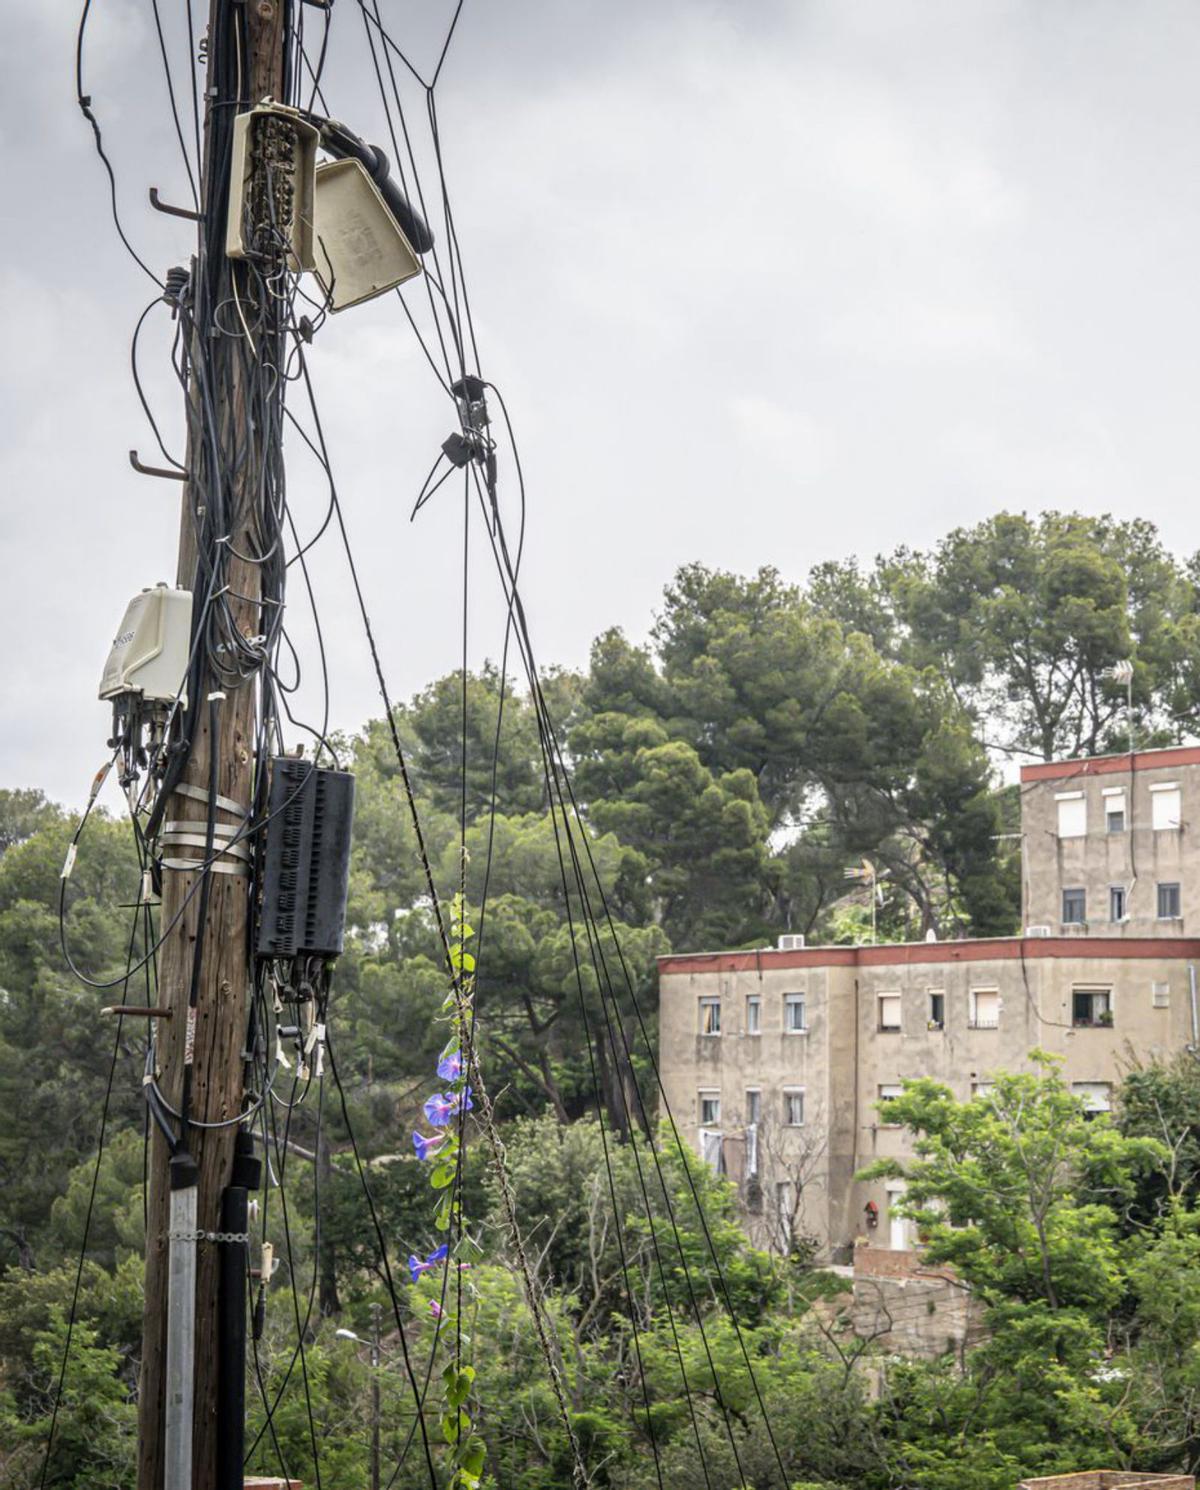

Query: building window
left=1104, top=790, right=1127, bottom=833
left=1152, top=980, right=1170, bottom=1009
left=745, top=994, right=761, bottom=1035
left=878, top=1083, right=903, bottom=1121
left=969, top=989, right=1000, bottom=1029
left=1072, top=987, right=1112, bottom=1028
left=1062, top=887, right=1086, bottom=925
left=784, top=992, right=807, bottom=1033
left=928, top=991, right=945, bottom=1030
left=878, top=992, right=902, bottom=1032
left=1157, top=882, right=1182, bottom=920
left=699, top=1091, right=721, bottom=1126
left=1151, top=784, right=1182, bottom=831
left=971, top=1081, right=994, bottom=1099
left=783, top=1089, right=805, bottom=1126
left=745, top=1089, right=761, bottom=1125
left=699, top=996, right=721, bottom=1036
left=1109, top=885, right=1127, bottom=922
left=1056, top=792, right=1086, bottom=838
left=1072, top=1081, right=1112, bottom=1117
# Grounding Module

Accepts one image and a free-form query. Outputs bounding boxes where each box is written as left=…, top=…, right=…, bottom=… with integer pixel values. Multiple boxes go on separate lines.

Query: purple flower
left=412, top=1130, right=444, bottom=1161
left=429, top=1299, right=443, bottom=1320
left=437, top=1049, right=463, bottom=1083
left=407, top=1242, right=450, bottom=1283
left=423, top=1092, right=455, bottom=1128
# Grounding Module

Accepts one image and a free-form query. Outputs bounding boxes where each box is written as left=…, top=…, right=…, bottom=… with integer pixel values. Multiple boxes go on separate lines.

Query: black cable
left=326, top=1031, right=442, bottom=1488
left=75, top=1, right=164, bottom=288
left=148, top=0, right=201, bottom=208
left=38, top=879, right=146, bottom=1489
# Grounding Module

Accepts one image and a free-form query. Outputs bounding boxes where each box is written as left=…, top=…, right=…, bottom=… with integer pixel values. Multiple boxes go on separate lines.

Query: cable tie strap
left=166, top=1229, right=251, bottom=1245
left=206, top=690, right=226, bottom=702
left=162, top=820, right=244, bottom=840
left=158, top=834, right=251, bottom=861
left=89, top=760, right=113, bottom=803
left=161, top=856, right=250, bottom=877
left=61, top=844, right=78, bottom=880
left=173, top=781, right=249, bottom=817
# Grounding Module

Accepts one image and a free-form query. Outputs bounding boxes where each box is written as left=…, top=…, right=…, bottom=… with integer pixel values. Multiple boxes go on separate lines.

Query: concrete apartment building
left=657, top=744, right=1200, bottom=1261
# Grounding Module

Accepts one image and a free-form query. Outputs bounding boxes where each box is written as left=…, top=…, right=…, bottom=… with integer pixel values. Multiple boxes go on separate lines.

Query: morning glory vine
left=410, top=893, right=485, bottom=1490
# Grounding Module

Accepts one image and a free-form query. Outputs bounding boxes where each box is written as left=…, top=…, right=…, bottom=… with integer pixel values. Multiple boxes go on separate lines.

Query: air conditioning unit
left=1025, top=925, right=1053, bottom=938
left=777, top=933, right=806, bottom=951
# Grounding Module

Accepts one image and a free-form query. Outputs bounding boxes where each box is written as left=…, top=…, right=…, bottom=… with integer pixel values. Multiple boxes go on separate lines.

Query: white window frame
left=782, top=1088, right=806, bottom=1127
left=745, top=1088, right=761, bottom=1126
left=745, top=994, right=762, bottom=1035
left=1072, top=1081, right=1113, bottom=1115
left=1151, top=783, right=1182, bottom=831
left=878, top=1083, right=903, bottom=1122
left=784, top=991, right=807, bottom=1034
left=698, top=996, right=721, bottom=1036
left=1109, top=884, right=1127, bottom=923
left=1072, top=986, right=1112, bottom=1028
left=698, top=1090, right=721, bottom=1127
left=970, top=988, right=1000, bottom=1029
left=1056, top=791, right=1087, bottom=839
left=877, top=991, right=902, bottom=1032
left=971, top=1080, right=994, bottom=1100
left=928, top=990, right=945, bottom=1030
left=1102, top=786, right=1126, bottom=834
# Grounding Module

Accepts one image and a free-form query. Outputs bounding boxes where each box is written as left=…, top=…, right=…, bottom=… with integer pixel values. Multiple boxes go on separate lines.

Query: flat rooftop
left=1020, top=743, right=1200, bottom=784
left=658, top=934, right=1200, bottom=974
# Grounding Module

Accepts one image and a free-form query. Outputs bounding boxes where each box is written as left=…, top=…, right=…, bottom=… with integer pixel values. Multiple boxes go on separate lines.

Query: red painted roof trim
left=1020, top=745, right=1200, bottom=783
left=657, top=937, right=1200, bottom=975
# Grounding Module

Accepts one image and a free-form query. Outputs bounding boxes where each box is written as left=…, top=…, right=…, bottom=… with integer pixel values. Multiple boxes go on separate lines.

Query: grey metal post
left=165, top=1162, right=198, bottom=1490
left=371, top=1302, right=382, bottom=1490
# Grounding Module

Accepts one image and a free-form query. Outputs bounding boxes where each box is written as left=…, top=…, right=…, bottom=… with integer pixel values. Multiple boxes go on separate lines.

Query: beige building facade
left=658, top=744, right=1200, bottom=1262
left=1020, top=746, right=1200, bottom=935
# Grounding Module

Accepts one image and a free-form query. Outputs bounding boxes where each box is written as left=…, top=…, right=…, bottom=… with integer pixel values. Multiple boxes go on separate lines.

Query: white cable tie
left=275, top=1034, right=292, bottom=1071
left=141, top=869, right=155, bottom=904
left=314, top=1045, right=325, bottom=1080
left=207, top=690, right=227, bottom=702
left=304, top=1021, right=325, bottom=1056
left=298, top=1061, right=309, bottom=1082
left=261, top=1241, right=275, bottom=1281
left=61, top=844, right=77, bottom=880
left=88, top=760, right=113, bottom=802
left=142, top=1072, right=154, bottom=1087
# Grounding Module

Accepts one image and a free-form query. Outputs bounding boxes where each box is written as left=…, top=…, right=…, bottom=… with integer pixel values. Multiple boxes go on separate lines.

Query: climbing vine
left=410, top=894, right=485, bottom=1490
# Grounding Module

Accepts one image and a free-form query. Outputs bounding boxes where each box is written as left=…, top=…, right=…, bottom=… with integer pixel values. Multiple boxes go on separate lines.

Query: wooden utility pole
left=138, top=4, right=287, bottom=1487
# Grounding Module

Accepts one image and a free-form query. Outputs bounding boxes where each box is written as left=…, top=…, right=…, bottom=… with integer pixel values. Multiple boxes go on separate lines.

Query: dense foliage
left=4, top=511, right=1200, bottom=1486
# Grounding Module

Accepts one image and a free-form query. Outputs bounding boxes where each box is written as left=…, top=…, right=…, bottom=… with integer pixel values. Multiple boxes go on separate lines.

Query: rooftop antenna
left=1104, top=658, right=1135, bottom=757
left=843, top=857, right=887, bottom=944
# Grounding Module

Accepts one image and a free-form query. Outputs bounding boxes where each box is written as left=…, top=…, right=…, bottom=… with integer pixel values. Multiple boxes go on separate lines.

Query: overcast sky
left=3, top=0, right=1200, bottom=805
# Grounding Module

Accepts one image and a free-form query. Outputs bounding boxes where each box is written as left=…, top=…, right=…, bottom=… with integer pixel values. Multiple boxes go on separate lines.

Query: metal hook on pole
left=130, top=451, right=188, bottom=482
